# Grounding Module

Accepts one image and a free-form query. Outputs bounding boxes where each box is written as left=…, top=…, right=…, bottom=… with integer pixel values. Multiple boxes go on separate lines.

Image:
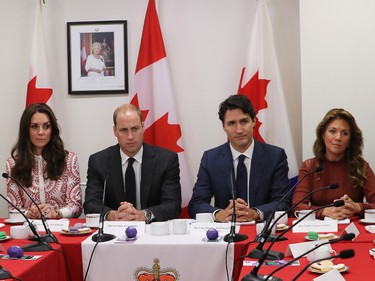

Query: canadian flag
left=132, top=0, right=193, bottom=217
left=237, top=0, right=298, bottom=179
left=26, top=0, right=53, bottom=107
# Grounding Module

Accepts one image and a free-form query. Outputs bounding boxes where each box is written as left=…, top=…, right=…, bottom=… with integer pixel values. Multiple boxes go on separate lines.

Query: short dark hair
left=218, top=95, right=256, bottom=124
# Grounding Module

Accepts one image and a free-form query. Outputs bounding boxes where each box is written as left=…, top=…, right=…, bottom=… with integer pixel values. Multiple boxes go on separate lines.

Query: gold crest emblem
left=134, top=258, right=180, bottom=281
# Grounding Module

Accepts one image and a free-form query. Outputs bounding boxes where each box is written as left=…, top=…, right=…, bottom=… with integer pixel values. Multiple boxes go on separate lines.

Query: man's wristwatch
left=143, top=209, right=153, bottom=224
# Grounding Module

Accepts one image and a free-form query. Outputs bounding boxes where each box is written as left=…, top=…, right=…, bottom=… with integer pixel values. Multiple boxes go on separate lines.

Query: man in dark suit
left=188, top=95, right=291, bottom=222
left=84, top=104, right=181, bottom=222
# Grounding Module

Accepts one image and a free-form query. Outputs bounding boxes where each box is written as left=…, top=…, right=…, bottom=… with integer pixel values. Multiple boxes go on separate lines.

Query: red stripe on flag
left=26, top=76, right=53, bottom=107
left=133, top=0, right=193, bottom=214
left=135, top=0, right=166, bottom=73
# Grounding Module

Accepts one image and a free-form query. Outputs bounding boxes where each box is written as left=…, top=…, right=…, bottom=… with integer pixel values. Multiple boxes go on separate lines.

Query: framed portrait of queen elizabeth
left=67, top=20, right=128, bottom=95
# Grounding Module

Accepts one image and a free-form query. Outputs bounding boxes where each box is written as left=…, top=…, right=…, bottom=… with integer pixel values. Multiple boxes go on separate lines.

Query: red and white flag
left=132, top=0, right=193, bottom=217
left=26, top=0, right=53, bottom=107
left=237, top=0, right=298, bottom=179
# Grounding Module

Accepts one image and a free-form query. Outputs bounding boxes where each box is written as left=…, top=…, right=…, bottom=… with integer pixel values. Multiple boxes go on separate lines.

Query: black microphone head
left=333, top=200, right=345, bottom=207
left=329, top=183, right=339, bottom=189
left=2, top=173, right=9, bottom=179
left=339, top=249, right=355, bottom=259
left=342, top=233, right=355, bottom=240
left=315, top=166, right=323, bottom=172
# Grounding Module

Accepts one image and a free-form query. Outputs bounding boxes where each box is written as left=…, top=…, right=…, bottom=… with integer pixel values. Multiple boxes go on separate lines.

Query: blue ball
left=7, top=246, right=24, bottom=259
left=125, top=226, right=137, bottom=238
left=206, top=228, right=219, bottom=240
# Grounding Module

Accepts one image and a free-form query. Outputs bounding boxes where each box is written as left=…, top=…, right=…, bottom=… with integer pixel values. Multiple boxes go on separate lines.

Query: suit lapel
left=220, top=143, right=235, bottom=197
left=108, top=144, right=126, bottom=203
left=249, top=140, right=265, bottom=207
left=140, top=144, right=155, bottom=208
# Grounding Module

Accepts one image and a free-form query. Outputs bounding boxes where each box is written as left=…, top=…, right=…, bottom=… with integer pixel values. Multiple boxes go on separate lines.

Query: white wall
left=300, top=0, right=375, bottom=164
left=0, top=0, right=301, bottom=217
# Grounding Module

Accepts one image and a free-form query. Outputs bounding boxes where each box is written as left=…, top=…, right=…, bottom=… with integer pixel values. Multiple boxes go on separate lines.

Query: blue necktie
left=236, top=155, right=248, bottom=201
left=125, top=158, right=136, bottom=205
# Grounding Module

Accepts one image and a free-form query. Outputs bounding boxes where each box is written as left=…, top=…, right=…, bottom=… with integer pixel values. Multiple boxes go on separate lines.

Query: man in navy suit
left=84, top=104, right=181, bottom=223
left=188, top=95, right=291, bottom=222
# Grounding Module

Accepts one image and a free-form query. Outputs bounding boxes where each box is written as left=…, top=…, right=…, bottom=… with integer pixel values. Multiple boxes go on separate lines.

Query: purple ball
left=7, top=246, right=24, bottom=259
left=206, top=228, right=219, bottom=240
left=125, top=226, right=137, bottom=238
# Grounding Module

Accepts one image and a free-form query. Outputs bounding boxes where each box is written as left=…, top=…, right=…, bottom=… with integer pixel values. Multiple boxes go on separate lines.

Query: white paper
left=313, top=268, right=345, bottom=281
left=33, top=219, right=69, bottom=232
left=189, top=222, right=234, bottom=234
left=104, top=221, right=145, bottom=236
left=285, top=240, right=331, bottom=258
left=291, top=219, right=338, bottom=233
left=324, top=217, right=350, bottom=224
left=344, top=222, right=359, bottom=240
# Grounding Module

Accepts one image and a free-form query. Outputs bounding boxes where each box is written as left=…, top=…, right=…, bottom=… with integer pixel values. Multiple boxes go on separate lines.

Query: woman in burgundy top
left=292, top=108, right=375, bottom=220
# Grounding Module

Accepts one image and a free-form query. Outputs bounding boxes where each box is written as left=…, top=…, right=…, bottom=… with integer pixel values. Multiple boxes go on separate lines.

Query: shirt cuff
left=213, top=209, right=222, bottom=222
left=252, top=208, right=264, bottom=221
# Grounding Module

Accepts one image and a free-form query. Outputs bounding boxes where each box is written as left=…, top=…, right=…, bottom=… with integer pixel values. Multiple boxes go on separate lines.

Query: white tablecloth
left=82, top=221, right=234, bottom=281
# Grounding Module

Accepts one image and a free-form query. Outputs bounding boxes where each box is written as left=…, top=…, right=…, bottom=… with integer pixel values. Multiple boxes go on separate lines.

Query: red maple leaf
left=131, top=95, right=150, bottom=121
left=131, top=94, right=183, bottom=153
left=26, top=76, right=53, bottom=107
left=237, top=69, right=270, bottom=142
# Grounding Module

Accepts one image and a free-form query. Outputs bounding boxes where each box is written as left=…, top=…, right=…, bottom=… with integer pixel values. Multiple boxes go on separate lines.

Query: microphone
left=263, top=233, right=355, bottom=281
left=224, top=169, right=248, bottom=242
left=92, top=172, right=116, bottom=242
left=0, top=191, right=52, bottom=252
left=242, top=200, right=345, bottom=281
left=256, top=166, right=322, bottom=243
left=0, top=266, right=12, bottom=279
left=248, top=181, right=338, bottom=260
left=291, top=249, right=354, bottom=281
left=2, top=173, right=58, bottom=244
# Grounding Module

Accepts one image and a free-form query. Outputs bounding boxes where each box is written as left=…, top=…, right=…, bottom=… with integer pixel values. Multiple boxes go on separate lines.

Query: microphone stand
left=0, top=192, right=52, bottom=252
left=0, top=266, right=12, bottom=279
left=2, top=173, right=58, bottom=244
left=242, top=200, right=345, bottom=281
left=248, top=182, right=338, bottom=260
left=92, top=172, right=116, bottom=242
left=255, top=166, right=322, bottom=244
left=263, top=233, right=355, bottom=281
left=291, top=249, right=355, bottom=281
left=224, top=169, right=248, bottom=242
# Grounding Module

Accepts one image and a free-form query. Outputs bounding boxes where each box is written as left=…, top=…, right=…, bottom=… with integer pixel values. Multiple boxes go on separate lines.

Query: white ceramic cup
left=173, top=219, right=187, bottom=235
left=256, top=223, right=265, bottom=235
left=23, top=221, right=38, bottom=236
left=364, top=209, right=375, bottom=221
left=294, top=210, right=315, bottom=221
left=150, top=222, right=169, bottom=236
left=10, top=225, right=30, bottom=239
left=255, top=222, right=275, bottom=235
left=274, top=211, right=288, bottom=225
left=8, top=210, right=26, bottom=222
left=306, top=245, right=337, bottom=262
left=195, top=213, right=214, bottom=223
left=85, top=213, right=100, bottom=227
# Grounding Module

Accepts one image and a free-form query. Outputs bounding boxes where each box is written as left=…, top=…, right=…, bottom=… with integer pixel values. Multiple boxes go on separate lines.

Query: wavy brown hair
left=313, top=108, right=366, bottom=188
left=11, top=103, right=67, bottom=187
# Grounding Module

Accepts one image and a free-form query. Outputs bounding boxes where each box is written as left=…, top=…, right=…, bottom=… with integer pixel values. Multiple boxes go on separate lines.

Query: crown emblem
left=134, top=258, right=180, bottom=281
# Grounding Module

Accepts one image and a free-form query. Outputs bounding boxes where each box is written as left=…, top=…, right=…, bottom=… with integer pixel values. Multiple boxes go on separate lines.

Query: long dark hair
left=11, top=103, right=67, bottom=187
left=313, top=108, right=366, bottom=188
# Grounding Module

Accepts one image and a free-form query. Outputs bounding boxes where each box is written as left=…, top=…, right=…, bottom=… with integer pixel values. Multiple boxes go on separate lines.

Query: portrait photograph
left=67, top=21, right=128, bottom=95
